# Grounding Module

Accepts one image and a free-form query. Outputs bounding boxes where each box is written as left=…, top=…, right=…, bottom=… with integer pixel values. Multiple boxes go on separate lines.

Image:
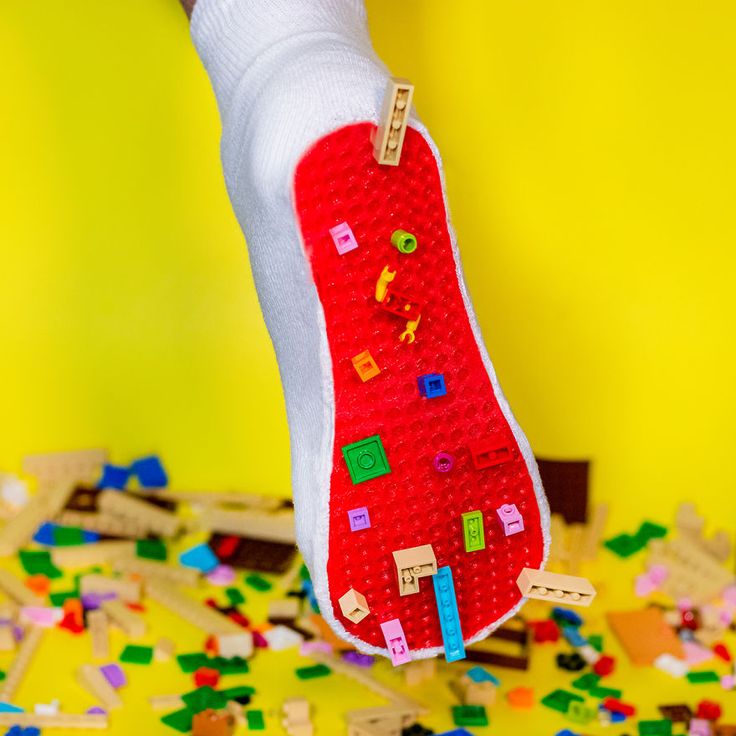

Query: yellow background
left=1, top=0, right=735, bottom=534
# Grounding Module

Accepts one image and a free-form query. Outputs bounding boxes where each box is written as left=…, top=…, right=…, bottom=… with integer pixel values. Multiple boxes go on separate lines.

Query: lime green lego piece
left=341, top=435, right=391, bottom=484
left=391, top=229, right=418, bottom=254
left=461, top=510, right=485, bottom=552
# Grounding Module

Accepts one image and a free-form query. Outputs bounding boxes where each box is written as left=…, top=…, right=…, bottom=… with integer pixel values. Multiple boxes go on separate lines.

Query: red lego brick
left=529, top=619, right=560, bottom=643
left=696, top=700, right=723, bottom=721
left=380, top=285, right=422, bottom=321
left=193, top=667, right=220, bottom=688
left=593, top=654, right=616, bottom=676
left=603, top=697, right=636, bottom=717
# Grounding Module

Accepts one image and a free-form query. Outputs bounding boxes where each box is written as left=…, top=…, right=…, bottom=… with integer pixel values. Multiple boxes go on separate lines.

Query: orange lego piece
left=192, top=708, right=235, bottom=736
left=25, top=574, right=51, bottom=596
left=351, top=351, right=381, bottom=382
left=506, top=687, right=534, bottom=709
left=606, top=608, right=684, bottom=666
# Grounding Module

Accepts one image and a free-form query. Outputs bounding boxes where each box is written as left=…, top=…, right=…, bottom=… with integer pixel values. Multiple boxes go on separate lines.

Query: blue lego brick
left=552, top=607, right=583, bottom=626
left=562, top=626, right=588, bottom=648
left=465, top=666, right=500, bottom=686
left=417, top=373, right=447, bottom=398
left=179, top=543, right=218, bottom=573
left=436, top=730, right=475, bottom=736
left=432, top=566, right=465, bottom=663
left=32, top=522, right=57, bottom=545
left=130, top=455, right=168, bottom=488
left=98, top=463, right=130, bottom=490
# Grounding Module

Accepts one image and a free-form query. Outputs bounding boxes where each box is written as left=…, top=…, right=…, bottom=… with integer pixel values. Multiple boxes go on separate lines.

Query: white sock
left=191, top=0, right=550, bottom=655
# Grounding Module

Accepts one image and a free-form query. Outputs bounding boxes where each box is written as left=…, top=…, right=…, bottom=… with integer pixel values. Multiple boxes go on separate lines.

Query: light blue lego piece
left=465, top=666, right=500, bottom=686
left=179, top=543, right=218, bottom=573
left=562, top=626, right=588, bottom=648
left=0, top=703, right=24, bottom=713
left=432, top=566, right=465, bottom=663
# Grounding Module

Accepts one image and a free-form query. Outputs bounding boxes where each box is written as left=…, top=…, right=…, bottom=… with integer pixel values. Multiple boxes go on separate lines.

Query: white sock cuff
left=191, top=0, right=375, bottom=112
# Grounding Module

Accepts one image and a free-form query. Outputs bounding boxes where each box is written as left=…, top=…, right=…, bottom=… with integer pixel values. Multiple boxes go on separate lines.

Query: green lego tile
left=221, top=685, right=256, bottom=701
left=567, top=701, right=596, bottom=724
left=635, top=521, right=668, bottom=543
left=225, top=587, right=245, bottom=605
left=571, top=673, right=600, bottom=691
left=295, top=664, right=331, bottom=680
left=18, top=550, right=62, bottom=578
left=604, top=533, right=645, bottom=558
left=119, top=644, right=154, bottom=665
left=211, top=656, right=249, bottom=675
left=589, top=685, right=622, bottom=699
left=244, top=573, right=272, bottom=592
left=341, top=435, right=391, bottom=484
left=541, top=689, right=585, bottom=714
left=246, top=710, right=265, bottom=730
left=49, top=590, right=77, bottom=606
left=181, top=686, right=228, bottom=713
left=0, top=671, right=5, bottom=681
left=177, top=652, right=209, bottom=673
left=52, top=526, right=85, bottom=546
left=639, top=720, right=673, bottom=736
left=461, top=510, right=485, bottom=552
left=136, top=538, right=168, bottom=561
left=161, top=708, right=193, bottom=733
left=452, top=705, right=488, bottom=727
left=686, top=670, right=720, bottom=684
left=588, top=634, right=604, bottom=652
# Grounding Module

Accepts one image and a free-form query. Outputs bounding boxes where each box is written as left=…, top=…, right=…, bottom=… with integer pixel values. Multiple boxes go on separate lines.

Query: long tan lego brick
left=98, top=490, right=180, bottom=538
left=54, top=510, right=148, bottom=539
left=199, top=508, right=296, bottom=544
left=0, top=484, right=74, bottom=556
left=76, top=664, right=122, bottom=709
left=516, top=568, right=597, bottom=607
left=22, top=448, right=108, bottom=487
left=51, top=540, right=136, bottom=568
left=372, top=77, right=414, bottom=166
left=0, top=569, right=44, bottom=607
left=101, top=599, right=147, bottom=638
left=87, top=610, right=110, bottom=661
left=150, top=490, right=284, bottom=511
left=308, top=650, right=427, bottom=715
left=80, top=574, right=141, bottom=603
left=346, top=705, right=418, bottom=728
left=111, top=556, right=200, bottom=586
left=0, top=713, right=108, bottom=729
left=565, top=523, right=585, bottom=575
left=581, top=503, right=609, bottom=560
left=0, top=626, right=44, bottom=701
left=145, top=580, right=242, bottom=636
left=149, top=693, right=185, bottom=710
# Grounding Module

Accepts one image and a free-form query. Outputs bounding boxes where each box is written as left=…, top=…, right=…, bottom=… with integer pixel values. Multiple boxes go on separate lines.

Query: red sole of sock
left=293, top=123, right=547, bottom=654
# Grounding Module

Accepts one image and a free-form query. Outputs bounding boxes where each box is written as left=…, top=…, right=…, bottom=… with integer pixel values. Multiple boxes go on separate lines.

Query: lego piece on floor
left=329, top=222, right=359, bottom=255
left=18, top=550, right=61, bottom=579
left=606, top=608, right=684, bottom=665
left=0, top=713, right=109, bottom=729
left=506, top=687, right=534, bottom=709
left=638, top=720, right=673, bottom=736
left=687, top=670, right=720, bottom=684
left=130, top=455, right=168, bottom=488
left=98, top=464, right=130, bottom=490
left=80, top=573, right=142, bottom=603
left=466, top=619, right=530, bottom=670
left=162, top=707, right=194, bottom=733
left=244, top=574, right=272, bottom=592
left=76, top=664, right=122, bottom=709
left=180, top=544, right=219, bottom=574
left=136, top=538, right=167, bottom=561
left=516, top=568, right=597, bottom=606
left=0, top=628, right=44, bottom=702
left=101, top=599, right=146, bottom=639
left=282, top=697, right=312, bottom=736
left=192, top=709, right=235, bottom=736
left=216, top=633, right=253, bottom=659
left=455, top=667, right=498, bottom=706
left=194, top=668, right=220, bottom=688
left=99, top=664, right=126, bottom=689
left=342, top=435, right=391, bottom=485
left=0, top=570, right=44, bottom=608
left=432, top=566, right=465, bottom=663
left=461, top=511, right=485, bottom=552
left=452, top=705, right=488, bottom=727
left=87, top=610, right=110, bottom=661
left=245, top=709, right=265, bottom=730
left=372, top=77, right=414, bottom=166
left=119, top=644, right=153, bottom=665
left=209, top=533, right=296, bottom=573
left=23, top=448, right=107, bottom=487
left=541, top=689, right=584, bottom=714
left=113, top=555, right=200, bottom=586
left=351, top=351, right=380, bottom=382
left=339, top=588, right=370, bottom=624
left=98, top=489, right=180, bottom=537
left=295, top=664, right=331, bottom=680
left=393, top=544, right=437, bottom=596
left=402, top=659, right=435, bottom=687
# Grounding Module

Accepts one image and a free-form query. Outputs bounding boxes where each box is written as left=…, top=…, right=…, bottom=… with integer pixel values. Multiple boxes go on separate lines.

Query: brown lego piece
left=464, top=619, right=530, bottom=670
left=372, top=77, right=414, bottom=166
left=516, top=568, right=596, bottom=607
left=209, top=533, right=297, bottom=574
left=715, top=726, right=736, bottom=736
left=535, top=458, right=589, bottom=524
left=192, top=709, right=236, bottom=736
left=658, top=704, right=692, bottom=723
left=392, top=544, right=437, bottom=596
left=606, top=608, right=684, bottom=666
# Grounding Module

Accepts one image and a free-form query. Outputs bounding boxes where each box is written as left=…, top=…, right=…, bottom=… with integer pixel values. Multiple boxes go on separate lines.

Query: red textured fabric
left=293, top=123, right=545, bottom=652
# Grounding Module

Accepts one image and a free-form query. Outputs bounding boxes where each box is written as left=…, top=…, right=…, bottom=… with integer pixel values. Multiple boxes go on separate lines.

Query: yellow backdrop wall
left=1, top=1, right=734, bottom=530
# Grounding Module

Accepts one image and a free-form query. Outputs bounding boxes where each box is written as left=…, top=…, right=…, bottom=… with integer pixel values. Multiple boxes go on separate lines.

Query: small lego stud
left=432, top=566, right=465, bottom=662
left=329, top=222, right=359, bottom=255
left=351, top=350, right=380, bottom=382
left=393, top=544, right=437, bottom=596
left=496, top=503, right=524, bottom=536
left=338, top=588, right=370, bottom=624
left=380, top=618, right=411, bottom=666
left=417, top=373, right=447, bottom=399
left=373, top=77, right=414, bottom=167
left=347, top=507, right=371, bottom=532
left=341, top=435, right=391, bottom=485
left=468, top=439, right=513, bottom=470
left=433, top=452, right=455, bottom=473
left=462, top=511, right=485, bottom=552
left=391, top=229, right=417, bottom=254
left=375, top=265, right=397, bottom=303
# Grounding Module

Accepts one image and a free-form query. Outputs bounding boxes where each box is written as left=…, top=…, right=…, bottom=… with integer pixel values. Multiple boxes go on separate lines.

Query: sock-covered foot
left=191, top=0, right=550, bottom=660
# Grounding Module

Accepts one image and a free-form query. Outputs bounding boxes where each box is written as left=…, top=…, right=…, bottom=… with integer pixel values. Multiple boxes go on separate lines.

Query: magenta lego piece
left=253, top=630, right=269, bottom=648
left=206, top=564, right=236, bottom=586
left=496, top=503, right=524, bottom=536
left=380, top=618, right=411, bottom=666
left=433, top=452, right=455, bottom=473
left=329, top=222, right=359, bottom=255
left=100, top=663, right=127, bottom=689
left=347, top=507, right=371, bottom=532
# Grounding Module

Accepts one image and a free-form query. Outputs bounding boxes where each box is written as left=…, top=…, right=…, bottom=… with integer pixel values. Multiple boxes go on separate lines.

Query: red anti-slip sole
left=293, top=122, right=548, bottom=656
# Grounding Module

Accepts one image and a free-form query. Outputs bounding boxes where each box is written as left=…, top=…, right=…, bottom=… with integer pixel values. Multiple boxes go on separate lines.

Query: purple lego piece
left=347, top=507, right=371, bottom=532
left=87, top=707, right=107, bottom=715
left=81, top=591, right=117, bottom=610
left=100, top=663, right=126, bottom=689
left=342, top=651, right=374, bottom=668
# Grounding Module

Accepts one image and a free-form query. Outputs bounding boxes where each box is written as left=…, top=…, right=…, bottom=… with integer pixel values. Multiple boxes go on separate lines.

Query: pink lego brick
left=496, top=503, right=524, bottom=536
left=380, top=618, right=410, bottom=666
left=329, top=222, right=359, bottom=255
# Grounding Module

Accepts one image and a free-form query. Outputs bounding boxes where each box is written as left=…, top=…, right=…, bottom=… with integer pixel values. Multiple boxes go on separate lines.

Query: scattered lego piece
left=529, top=619, right=560, bottom=643
left=329, top=222, right=359, bottom=255
left=391, top=229, right=417, bottom=254
left=347, top=507, right=371, bottom=532
left=20, top=606, right=62, bottom=628
left=496, top=503, right=524, bottom=536
left=119, top=644, right=153, bottom=665
left=0, top=627, right=44, bottom=702
left=592, top=654, right=616, bottom=676
left=244, top=574, right=272, bottom=592
left=658, top=704, right=693, bottom=722
left=433, top=566, right=465, bottom=663
left=338, top=588, right=370, bottom=624
left=295, top=664, right=331, bottom=680
left=23, top=448, right=107, bottom=487
left=192, top=708, right=235, bottom=736
left=161, top=707, right=194, bottom=733
left=466, top=619, right=530, bottom=670
left=351, top=351, right=380, bottom=382
left=282, top=697, right=312, bottom=736
left=687, top=670, right=720, bottom=684
left=417, top=373, right=446, bottom=399
left=99, top=464, right=130, bottom=490
left=101, top=599, right=147, bottom=638
left=202, top=508, right=296, bottom=545
left=99, top=663, right=126, bottom=689
left=516, top=568, right=597, bottom=607
left=264, top=624, right=303, bottom=651
left=372, top=77, right=414, bottom=166
left=194, top=667, right=220, bottom=688
left=19, top=550, right=62, bottom=579
left=433, top=452, right=455, bottom=473
left=342, top=435, right=391, bottom=485
left=130, top=455, right=168, bottom=488
left=76, top=664, right=122, bottom=709
left=468, top=440, right=513, bottom=470
left=246, top=709, right=265, bottom=730
left=393, top=544, right=437, bottom=596
left=452, top=705, right=488, bottom=727
left=654, top=653, right=690, bottom=678
left=380, top=619, right=411, bottom=667
left=541, top=689, right=584, bottom=714
left=113, top=555, right=200, bottom=586
left=217, top=632, right=253, bottom=659
left=0, top=712, right=109, bottom=729
left=403, top=659, right=435, bottom=687
left=534, top=458, right=590, bottom=524
left=456, top=667, right=498, bottom=706
left=606, top=608, right=684, bottom=665
left=638, top=720, right=673, bottom=736
left=136, top=538, right=167, bottom=561
left=506, top=686, right=534, bottom=709
left=98, top=489, right=180, bottom=538
left=461, top=511, right=485, bottom=552
left=180, top=544, right=219, bottom=574
left=80, top=573, right=141, bottom=603
left=0, top=570, right=44, bottom=607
